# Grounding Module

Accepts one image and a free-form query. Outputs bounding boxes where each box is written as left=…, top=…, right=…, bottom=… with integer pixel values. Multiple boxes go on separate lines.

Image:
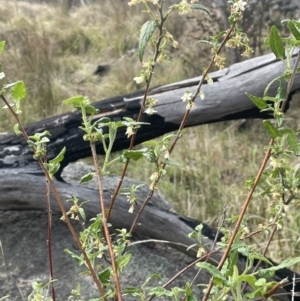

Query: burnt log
left=1, top=162, right=300, bottom=300
left=0, top=52, right=299, bottom=180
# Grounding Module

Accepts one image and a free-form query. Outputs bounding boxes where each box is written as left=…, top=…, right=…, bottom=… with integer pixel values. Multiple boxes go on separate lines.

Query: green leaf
left=288, top=21, right=300, bottom=40
left=123, top=149, right=147, bottom=161
left=279, top=128, right=299, bottom=155
left=163, top=159, right=182, bottom=167
left=0, top=72, right=5, bottom=80
left=63, top=95, right=87, bottom=107
left=0, top=41, right=5, bottom=54
left=11, top=81, right=26, bottom=101
left=259, top=257, right=300, bottom=278
left=142, top=140, right=157, bottom=148
left=13, top=124, right=22, bottom=136
left=116, top=253, right=131, bottom=273
left=190, top=4, right=210, bottom=15
left=123, top=287, right=142, bottom=297
left=138, top=20, right=157, bottom=62
left=276, top=80, right=286, bottom=103
left=49, top=147, right=66, bottom=164
left=141, top=274, right=161, bottom=290
left=64, top=249, right=84, bottom=265
left=249, top=252, right=273, bottom=266
left=148, top=286, right=173, bottom=297
left=98, top=268, right=111, bottom=284
left=269, top=25, right=285, bottom=59
left=263, top=120, right=279, bottom=139
left=246, top=93, right=267, bottom=110
left=79, top=172, right=94, bottom=183
left=196, top=262, right=227, bottom=283
left=143, top=149, right=157, bottom=163
left=238, top=274, right=257, bottom=287
left=78, top=207, right=86, bottom=222
left=85, top=104, right=99, bottom=115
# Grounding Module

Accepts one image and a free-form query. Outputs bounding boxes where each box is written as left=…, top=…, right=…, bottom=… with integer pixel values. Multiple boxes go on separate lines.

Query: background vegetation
left=1, top=0, right=300, bottom=266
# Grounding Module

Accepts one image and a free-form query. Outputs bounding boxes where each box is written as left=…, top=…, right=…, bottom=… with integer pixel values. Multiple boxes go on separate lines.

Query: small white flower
left=128, top=0, right=139, bottom=6
left=125, top=126, right=134, bottom=138
left=206, top=75, right=213, bottom=85
left=172, top=40, right=179, bottom=48
left=149, top=172, right=159, bottom=182
left=199, top=90, right=205, bottom=100
left=144, top=106, right=157, bottom=115
left=181, top=91, right=193, bottom=102
left=133, top=76, right=144, bottom=84
left=129, top=205, right=134, bottom=214
left=186, top=101, right=196, bottom=110
left=233, top=0, right=247, bottom=12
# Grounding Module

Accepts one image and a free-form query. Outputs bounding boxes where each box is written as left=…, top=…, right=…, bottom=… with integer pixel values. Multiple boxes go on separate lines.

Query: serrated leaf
left=80, top=172, right=94, bottom=183
left=190, top=4, right=210, bottom=15
left=259, top=257, right=300, bottom=278
left=143, top=149, right=157, bottom=163
left=123, top=287, right=142, bottom=296
left=249, top=252, right=273, bottom=266
left=123, top=149, right=146, bottom=161
left=63, top=95, right=86, bottom=107
left=85, top=104, right=99, bottom=115
left=11, top=81, right=26, bottom=101
left=276, top=80, right=286, bottom=101
left=142, top=140, right=157, bottom=148
left=98, top=268, right=111, bottom=284
left=246, top=93, right=267, bottom=110
left=39, top=137, right=50, bottom=144
left=148, top=286, right=173, bottom=297
left=0, top=41, right=5, bottom=54
left=141, top=274, right=161, bottom=290
left=288, top=21, right=300, bottom=40
left=78, top=207, right=86, bottom=222
left=13, top=124, right=22, bottom=136
left=269, top=25, right=285, bottom=59
left=138, top=20, right=157, bottom=62
left=263, top=120, right=279, bottom=138
left=238, top=274, right=257, bottom=287
left=163, top=159, right=182, bottom=167
left=116, top=253, right=131, bottom=273
left=279, top=128, right=299, bottom=155
left=49, top=146, right=66, bottom=164
left=64, top=249, right=84, bottom=265
left=196, top=262, right=227, bottom=282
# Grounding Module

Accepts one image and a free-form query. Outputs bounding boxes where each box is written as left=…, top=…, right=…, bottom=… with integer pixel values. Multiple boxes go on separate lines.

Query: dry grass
left=1, top=0, right=300, bottom=267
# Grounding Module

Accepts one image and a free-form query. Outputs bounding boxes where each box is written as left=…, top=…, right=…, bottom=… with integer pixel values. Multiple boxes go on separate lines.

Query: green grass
left=1, top=0, right=300, bottom=267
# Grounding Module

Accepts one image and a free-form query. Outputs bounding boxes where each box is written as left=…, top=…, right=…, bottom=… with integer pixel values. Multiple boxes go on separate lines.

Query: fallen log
left=0, top=52, right=299, bottom=179
left=1, top=162, right=300, bottom=300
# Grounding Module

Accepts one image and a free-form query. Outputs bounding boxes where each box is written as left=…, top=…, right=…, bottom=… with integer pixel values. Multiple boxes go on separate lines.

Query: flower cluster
left=165, top=31, right=179, bottom=49
left=133, top=57, right=155, bottom=85
left=226, top=31, right=253, bottom=57
left=144, top=97, right=158, bottom=115
left=214, top=54, right=226, bottom=70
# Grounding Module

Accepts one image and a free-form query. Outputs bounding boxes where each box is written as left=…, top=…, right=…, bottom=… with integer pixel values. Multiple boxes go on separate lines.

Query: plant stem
left=106, top=5, right=166, bottom=221
left=90, top=143, right=123, bottom=301
left=0, top=95, right=107, bottom=300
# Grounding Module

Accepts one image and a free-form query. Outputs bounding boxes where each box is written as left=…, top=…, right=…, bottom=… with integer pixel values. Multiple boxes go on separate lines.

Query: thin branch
left=90, top=143, right=122, bottom=301
left=0, top=95, right=107, bottom=300
left=45, top=177, right=55, bottom=301
left=201, top=40, right=300, bottom=301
